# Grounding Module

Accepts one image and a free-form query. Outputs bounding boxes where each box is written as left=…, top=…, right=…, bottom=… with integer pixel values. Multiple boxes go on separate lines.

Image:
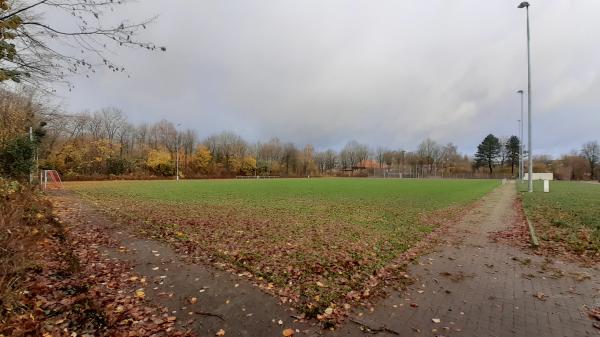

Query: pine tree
left=506, top=136, right=520, bottom=175
left=474, top=134, right=501, bottom=174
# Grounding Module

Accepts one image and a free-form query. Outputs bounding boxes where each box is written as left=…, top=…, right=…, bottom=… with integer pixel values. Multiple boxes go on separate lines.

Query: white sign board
left=523, top=173, right=554, bottom=181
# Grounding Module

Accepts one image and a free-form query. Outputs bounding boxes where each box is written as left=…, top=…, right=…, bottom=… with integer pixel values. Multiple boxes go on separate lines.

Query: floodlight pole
left=517, top=90, right=524, bottom=181
left=518, top=1, right=533, bottom=192
left=176, top=123, right=181, bottom=181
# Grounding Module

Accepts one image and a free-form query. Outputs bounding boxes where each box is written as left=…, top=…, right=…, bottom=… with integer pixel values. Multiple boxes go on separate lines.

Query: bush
left=0, top=136, right=34, bottom=180
left=106, top=157, right=131, bottom=175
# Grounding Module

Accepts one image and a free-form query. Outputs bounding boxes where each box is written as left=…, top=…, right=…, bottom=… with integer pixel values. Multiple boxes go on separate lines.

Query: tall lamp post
left=176, top=123, right=181, bottom=181
left=517, top=90, right=524, bottom=182
left=518, top=1, right=533, bottom=192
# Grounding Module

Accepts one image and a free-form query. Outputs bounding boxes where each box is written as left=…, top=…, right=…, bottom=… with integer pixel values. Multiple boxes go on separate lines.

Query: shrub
left=106, top=157, right=131, bottom=175
left=0, top=136, right=34, bottom=180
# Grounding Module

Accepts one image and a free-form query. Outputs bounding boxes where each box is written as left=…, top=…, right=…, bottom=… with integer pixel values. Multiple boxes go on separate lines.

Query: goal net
left=41, top=170, right=64, bottom=189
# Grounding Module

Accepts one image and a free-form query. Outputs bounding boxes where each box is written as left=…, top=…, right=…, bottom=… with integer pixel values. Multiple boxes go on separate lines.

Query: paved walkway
left=331, top=182, right=600, bottom=336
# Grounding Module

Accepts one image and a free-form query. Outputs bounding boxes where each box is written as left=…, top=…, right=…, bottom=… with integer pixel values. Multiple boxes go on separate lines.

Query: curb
left=516, top=181, right=539, bottom=248
left=525, top=216, right=540, bottom=248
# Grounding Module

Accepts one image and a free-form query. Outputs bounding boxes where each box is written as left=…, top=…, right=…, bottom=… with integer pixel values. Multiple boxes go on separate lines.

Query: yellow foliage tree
left=239, top=156, right=257, bottom=176
left=146, top=149, right=174, bottom=176
left=46, top=139, right=119, bottom=176
left=190, top=145, right=212, bottom=174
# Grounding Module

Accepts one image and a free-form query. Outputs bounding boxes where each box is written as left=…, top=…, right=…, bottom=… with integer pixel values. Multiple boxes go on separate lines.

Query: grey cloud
left=54, top=0, right=600, bottom=156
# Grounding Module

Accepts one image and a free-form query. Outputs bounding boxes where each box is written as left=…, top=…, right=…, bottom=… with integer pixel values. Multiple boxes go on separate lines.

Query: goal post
left=41, top=170, right=64, bottom=189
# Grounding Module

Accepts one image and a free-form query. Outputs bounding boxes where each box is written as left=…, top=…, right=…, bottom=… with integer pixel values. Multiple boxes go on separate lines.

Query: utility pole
left=176, top=123, right=181, bottom=181
left=517, top=90, right=524, bottom=181
left=518, top=1, right=533, bottom=192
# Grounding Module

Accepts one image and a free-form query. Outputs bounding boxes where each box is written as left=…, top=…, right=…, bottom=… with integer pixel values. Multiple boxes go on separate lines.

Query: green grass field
left=67, top=178, right=498, bottom=315
left=519, top=181, right=600, bottom=257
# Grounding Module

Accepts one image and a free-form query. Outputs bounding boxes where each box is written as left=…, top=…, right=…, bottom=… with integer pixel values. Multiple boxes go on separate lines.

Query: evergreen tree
left=506, top=136, right=520, bottom=175
left=474, top=134, right=501, bottom=174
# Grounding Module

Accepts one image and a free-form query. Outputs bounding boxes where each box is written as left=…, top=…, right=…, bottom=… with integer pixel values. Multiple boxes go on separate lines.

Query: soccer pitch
left=67, top=178, right=499, bottom=314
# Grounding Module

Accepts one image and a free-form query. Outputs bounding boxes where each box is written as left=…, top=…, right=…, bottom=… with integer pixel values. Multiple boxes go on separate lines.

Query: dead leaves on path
left=0, top=198, right=191, bottom=337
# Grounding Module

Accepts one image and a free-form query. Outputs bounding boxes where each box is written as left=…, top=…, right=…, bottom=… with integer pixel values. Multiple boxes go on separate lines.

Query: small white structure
left=523, top=173, right=554, bottom=181
left=543, top=180, right=550, bottom=193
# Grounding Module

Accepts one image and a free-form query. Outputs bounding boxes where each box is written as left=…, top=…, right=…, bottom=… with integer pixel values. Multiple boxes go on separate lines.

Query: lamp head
left=518, top=2, right=529, bottom=8
left=517, top=90, right=524, bottom=94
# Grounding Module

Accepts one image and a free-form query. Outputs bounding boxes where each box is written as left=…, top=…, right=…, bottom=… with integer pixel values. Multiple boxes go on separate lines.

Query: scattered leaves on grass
left=65, top=179, right=496, bottom=323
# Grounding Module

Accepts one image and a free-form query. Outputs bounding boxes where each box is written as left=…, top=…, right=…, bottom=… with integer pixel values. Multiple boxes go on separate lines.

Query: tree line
left=473, top=133, right=599, bottom=180
left=38, top=103, right=474, bottom=179
left=1, top=87, right=599, bottom=181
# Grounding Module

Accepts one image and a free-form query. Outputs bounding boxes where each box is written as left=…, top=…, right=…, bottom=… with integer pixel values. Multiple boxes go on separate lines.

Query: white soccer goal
left=41, top=170, right=64, bottom=189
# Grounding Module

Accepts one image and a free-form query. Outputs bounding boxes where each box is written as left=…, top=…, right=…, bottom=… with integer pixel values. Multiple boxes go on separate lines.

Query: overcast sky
left=51, top=0, right=600, bottom=156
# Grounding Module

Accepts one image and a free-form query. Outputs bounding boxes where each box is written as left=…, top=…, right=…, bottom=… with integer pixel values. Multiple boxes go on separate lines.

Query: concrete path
left=331, top=182, right=600, bottom=336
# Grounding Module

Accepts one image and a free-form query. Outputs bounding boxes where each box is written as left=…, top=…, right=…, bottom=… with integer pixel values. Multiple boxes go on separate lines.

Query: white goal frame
left=41, top=170, right=64, bottom=189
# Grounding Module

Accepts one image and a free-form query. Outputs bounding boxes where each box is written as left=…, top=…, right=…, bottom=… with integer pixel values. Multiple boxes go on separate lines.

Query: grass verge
left=518, top=180, right=600, bottom=261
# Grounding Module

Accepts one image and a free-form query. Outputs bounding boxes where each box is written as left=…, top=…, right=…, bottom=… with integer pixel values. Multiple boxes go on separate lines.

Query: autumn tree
left=340, top=140, right=368, bottom=169
left=438, top=143, right=459, bottom=174
left=0, top=0, right=165, bottom=86
left=146, top=149, right=173, bottom=176
left=417, top=138, right=441, bottom=176
left=190, top=145, right=212, bottom=175
left=474, top=134, right=501, bottom=174
left=375, top=146, right=387, bottom=169
left=301, top=144, right=317, bottom=176
left=581, top=141, right=599, bottom=180
left=239, top=156, right=257, bottom=176
left=281, top=142, right=299, bottom=175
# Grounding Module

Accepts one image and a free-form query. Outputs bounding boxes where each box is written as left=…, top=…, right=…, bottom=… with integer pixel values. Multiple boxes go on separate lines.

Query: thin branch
left=0, top=0, right=49, bottom=21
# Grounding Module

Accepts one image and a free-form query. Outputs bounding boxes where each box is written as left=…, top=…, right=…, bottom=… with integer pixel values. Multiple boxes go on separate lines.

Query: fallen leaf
left=216, top=329, right=225, bottom=336
left=135, top=289, right=145, bottom=299
left=282, top=328, right=294, bottom=336
left=432, top=318, right=441, bottom=323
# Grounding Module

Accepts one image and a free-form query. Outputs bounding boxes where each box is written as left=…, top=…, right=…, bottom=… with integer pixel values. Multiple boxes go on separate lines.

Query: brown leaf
left=282, top=328, right=295, bottom=336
